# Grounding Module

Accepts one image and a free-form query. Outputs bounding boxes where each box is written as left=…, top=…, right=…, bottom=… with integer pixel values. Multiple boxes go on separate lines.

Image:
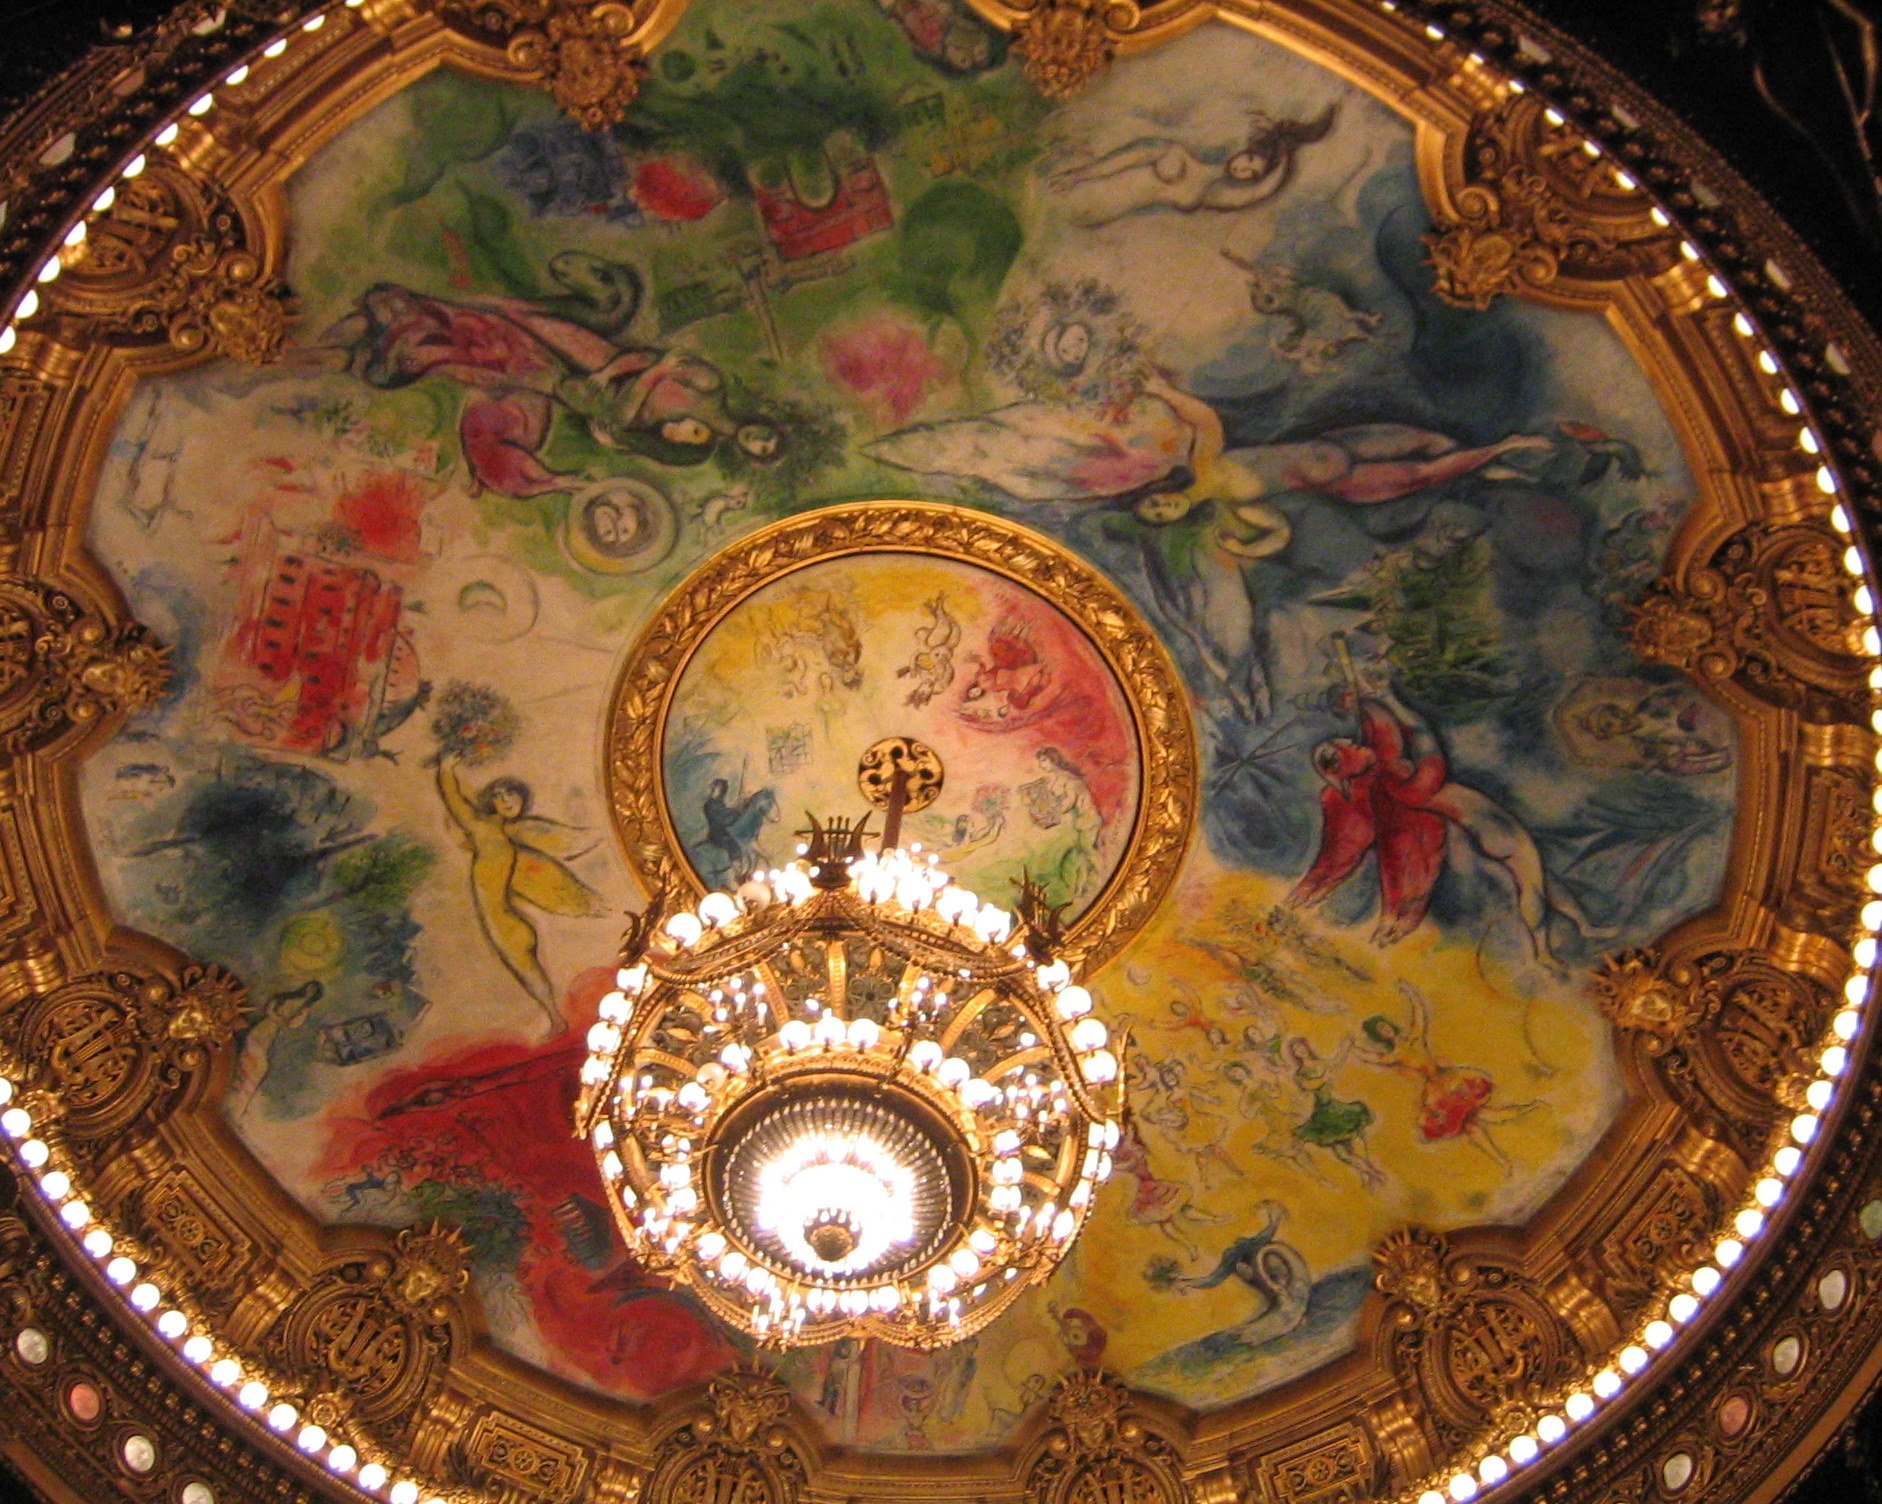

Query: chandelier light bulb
left=579, top=825, right=1123, bottom=1349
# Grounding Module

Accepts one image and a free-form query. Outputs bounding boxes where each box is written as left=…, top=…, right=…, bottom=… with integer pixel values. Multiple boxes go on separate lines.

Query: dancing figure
left=1111, top=1122, right=1230, bottom=1258
left=1356, top=981, right=1541, bottom=1171
left=1286, top=1036, right=1384, bottom=1187
left=435, top=754, right=602, bottom=1030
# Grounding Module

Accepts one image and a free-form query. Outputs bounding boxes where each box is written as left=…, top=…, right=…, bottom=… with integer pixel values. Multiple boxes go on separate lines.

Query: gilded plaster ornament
left=269, top=1224, right=469, bottom=1428
left=1012, top=0, right=1140, bottom=97
left=12, top=964, right=244, bottom=1152
left=1026, top=1372, right=1185, bottom=1504
left=430, top=0, right=645, bottom=128
left=0, top=580, right=170, bottom=754
left=39, top=162, right=292, bottom=363
left=1595, top=948, right=1835, bottom=1157
left=1632, top=521, right=1872, bottom=722
left=457, top=1407, right=599, bottom=1504
left=1425, top=94, right=1668, bottom=308
left=1371, top=1229, right=1594, bottom=1455
left=646, top=1369, right=806, bottom=1504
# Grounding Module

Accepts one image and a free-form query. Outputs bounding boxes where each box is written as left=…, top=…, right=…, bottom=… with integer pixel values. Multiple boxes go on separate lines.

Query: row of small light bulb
left=1378, top=10, right=1877, bottom=1499
left=0, top=2, right=364, bottom=360
left=0, top=1070, right=459, bottom=1504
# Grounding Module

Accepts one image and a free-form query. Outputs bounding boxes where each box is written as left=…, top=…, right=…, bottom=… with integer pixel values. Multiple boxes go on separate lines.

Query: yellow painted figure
left=435, top=754, right=604, bottom=1031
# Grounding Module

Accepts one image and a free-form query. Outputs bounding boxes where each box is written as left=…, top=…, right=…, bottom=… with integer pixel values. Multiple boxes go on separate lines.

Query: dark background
left=0, top=0, right=1876, bottom=1499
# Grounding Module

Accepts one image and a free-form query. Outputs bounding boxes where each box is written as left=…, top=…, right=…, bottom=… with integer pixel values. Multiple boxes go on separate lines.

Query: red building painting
left=753, top=157, right=895, bottom=261
left=219, top=513, right=417, bottom=759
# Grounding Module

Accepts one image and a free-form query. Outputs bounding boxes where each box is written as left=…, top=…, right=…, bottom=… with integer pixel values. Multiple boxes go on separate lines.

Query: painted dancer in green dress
left=1286, top=1036, right=1384, bottom=1187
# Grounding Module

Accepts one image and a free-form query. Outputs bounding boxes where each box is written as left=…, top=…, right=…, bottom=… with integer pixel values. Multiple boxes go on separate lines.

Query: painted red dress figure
left=1289, top=693, right=1447, bottom=945
left=1290, top=659, right=1595, bottom=960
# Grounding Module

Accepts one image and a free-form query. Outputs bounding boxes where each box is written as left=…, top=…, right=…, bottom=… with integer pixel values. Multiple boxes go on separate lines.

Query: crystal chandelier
left=577, top=739, right=1124, bottom=1349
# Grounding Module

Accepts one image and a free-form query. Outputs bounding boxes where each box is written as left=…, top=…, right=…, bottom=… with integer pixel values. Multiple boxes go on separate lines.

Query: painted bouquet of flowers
left=426, top=681, right=520, bottom=766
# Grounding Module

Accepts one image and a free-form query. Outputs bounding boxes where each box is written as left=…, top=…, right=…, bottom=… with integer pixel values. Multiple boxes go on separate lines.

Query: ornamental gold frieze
left=452, top=1405, right=603, bottom=1504
left=1235, top=1419, right=1388, bottom=1504
left=1421, top=92, right=1676, bottom=311
left=0, top=1201, right=330, bottom=1504
left=1594, top=949, right=1834, bottom=1163
left=644, top=1369, right=807, bottom=1504
left=1586, top=1153, right=1725, bottom=1323
left=25, top=156, right=293, bottom=365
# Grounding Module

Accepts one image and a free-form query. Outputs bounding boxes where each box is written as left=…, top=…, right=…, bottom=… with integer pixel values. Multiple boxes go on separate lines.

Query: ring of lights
left=713, top=1083, right=968, bottom=1282
left=578, top=843, right=1125, bottom=1348
left=0, top=3, right=1874, bottom=1504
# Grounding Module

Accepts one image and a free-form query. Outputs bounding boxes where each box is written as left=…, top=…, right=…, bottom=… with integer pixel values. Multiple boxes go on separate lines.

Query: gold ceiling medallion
left=645, top=1369, right=808, bottom=1504
left=1632, top=518, right=1873, bottom=722
left=427, top=0, right=649, bottom=130
left=604, top=502, right=1197, bottom=972
left=1024, top=1371, right=1185, bottom=1504
left=1424, top=94, right=1674, bottom=310
left=34, top=158, right=292, bottom=364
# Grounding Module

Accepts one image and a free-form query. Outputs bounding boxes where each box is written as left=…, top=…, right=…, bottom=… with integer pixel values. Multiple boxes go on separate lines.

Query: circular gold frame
left=603, top=501, right=1199, bottom=971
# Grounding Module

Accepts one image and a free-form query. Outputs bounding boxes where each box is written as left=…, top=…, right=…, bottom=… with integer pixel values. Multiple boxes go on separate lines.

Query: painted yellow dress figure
left=436, top=755, right=604, bottom=1032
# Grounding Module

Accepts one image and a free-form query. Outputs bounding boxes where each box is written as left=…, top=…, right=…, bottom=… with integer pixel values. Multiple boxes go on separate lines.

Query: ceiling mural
left=70, top=0, right=1735, bottom=1454
left=2, top=0, right=1879, bottom=1502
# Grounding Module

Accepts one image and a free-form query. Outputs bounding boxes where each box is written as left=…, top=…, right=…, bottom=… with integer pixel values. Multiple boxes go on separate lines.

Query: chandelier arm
left=935, top=987, right=1002, bottom=1054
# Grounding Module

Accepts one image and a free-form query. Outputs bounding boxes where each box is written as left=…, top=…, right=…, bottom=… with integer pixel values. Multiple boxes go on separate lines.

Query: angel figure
left=1355, top=980, right=1541, bottom=1171
left=1048, top=105, right=1339, bottom=227
left=1290, top=640, right=1602, bottom=960
left=435, top=754, right=603, bottom=1032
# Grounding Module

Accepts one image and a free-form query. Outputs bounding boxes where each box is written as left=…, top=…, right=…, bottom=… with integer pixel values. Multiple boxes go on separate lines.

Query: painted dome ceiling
left=0, top=1, right=1879, bottom=1502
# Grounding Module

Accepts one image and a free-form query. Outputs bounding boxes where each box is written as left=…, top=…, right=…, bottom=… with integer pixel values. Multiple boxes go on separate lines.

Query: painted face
left=490, top=788, right=525, bottom=819
left=1134, top=492, right=1194, bottom=525
left=662, top=417, right=714, bottom=446
left=1045, top=320, right=1091, bottom=373
left=1226, top=148, right=1269, bottom=181
left=736, top=423, right=780, bottom=458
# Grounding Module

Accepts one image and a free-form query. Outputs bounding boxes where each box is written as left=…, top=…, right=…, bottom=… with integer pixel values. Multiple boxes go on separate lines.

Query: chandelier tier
left=578, top=751, right=1123, bottom=1349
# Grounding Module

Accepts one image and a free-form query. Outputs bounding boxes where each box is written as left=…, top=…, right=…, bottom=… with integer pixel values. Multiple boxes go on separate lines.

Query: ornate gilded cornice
left=1423, top=93, right=1675, bottom=308
left=422, top=0, right=650, bottom=128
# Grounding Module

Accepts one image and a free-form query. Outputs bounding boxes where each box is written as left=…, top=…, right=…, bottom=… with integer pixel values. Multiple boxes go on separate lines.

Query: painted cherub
left=435, top=755, right=603, bottom=1033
